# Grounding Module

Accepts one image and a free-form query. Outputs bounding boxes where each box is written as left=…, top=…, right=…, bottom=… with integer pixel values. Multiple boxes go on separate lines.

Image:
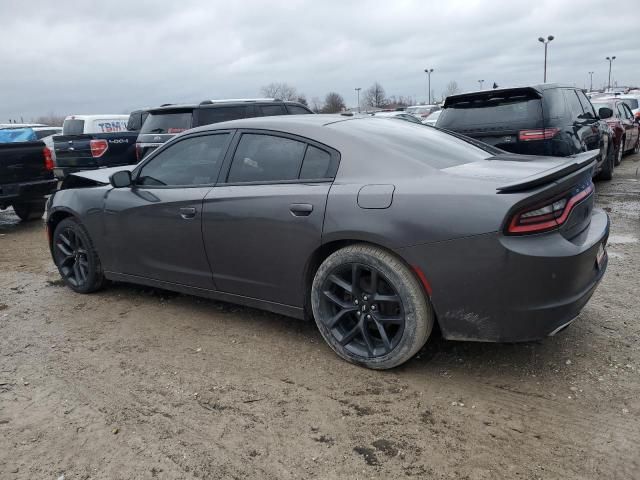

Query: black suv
left=436, top=84, right=615, bottom=180
left=136, top=99, right=313, bottom=159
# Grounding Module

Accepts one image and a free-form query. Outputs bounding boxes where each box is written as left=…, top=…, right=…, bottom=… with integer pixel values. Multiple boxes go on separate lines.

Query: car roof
left=64, top=115, right=129, bottom=121
left=148, top=99, right=305, bottom=113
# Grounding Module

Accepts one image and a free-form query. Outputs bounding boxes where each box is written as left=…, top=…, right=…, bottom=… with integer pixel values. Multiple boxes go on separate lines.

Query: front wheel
left=13, top=198, right=46, bottom=221
left=614, top=139, right=623, bottom=166
left=595, top=141, right=614, bottom=181
left=52, top=217, right=105, bottom=293
left=311, top=244, right=434, bottom=370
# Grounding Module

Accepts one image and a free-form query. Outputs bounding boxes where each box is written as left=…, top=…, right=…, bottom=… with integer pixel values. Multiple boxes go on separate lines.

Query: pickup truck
left=53, top=114, right=140, bottom=179
left=0, top=126, right=57, bottom=221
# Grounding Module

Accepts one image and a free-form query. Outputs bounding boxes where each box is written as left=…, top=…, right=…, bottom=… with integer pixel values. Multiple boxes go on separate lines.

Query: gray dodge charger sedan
left=46, top=115, right=609, bottom=369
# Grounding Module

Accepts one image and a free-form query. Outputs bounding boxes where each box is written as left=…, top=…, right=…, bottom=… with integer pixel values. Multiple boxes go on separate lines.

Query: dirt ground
left=1, top=155, right=639, bottom=480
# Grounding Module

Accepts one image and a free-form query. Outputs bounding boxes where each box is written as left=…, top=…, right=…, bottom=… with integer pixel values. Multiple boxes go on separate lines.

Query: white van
left=61, top=115, right=129, bottom=135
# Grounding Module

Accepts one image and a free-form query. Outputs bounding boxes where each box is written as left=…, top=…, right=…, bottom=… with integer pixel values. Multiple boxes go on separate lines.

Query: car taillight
left=90, top=139, right=108, bottom=158
left=43, top=147, right=54, bottom=171
left=506, top=180, right=594, bottom=235
left=518, top=128, right=560, bottom=141
left=635, top=111, right=640, bottom=120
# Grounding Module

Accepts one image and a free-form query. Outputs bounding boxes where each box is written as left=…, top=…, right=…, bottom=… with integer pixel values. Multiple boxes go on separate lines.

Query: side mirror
left=598, top=107, right=613, bottom=120
left=109, top=170, right=132, bottom=188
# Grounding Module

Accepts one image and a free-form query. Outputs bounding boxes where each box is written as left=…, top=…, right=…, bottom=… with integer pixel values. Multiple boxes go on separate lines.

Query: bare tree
left=364, top=82, right=387, bottom=109
left=310, top=96, right=323, bottom=113
left=296, top=95, right=308, bottom=106
left=443, top=81, right=461, bottom=99
left=321, top=92, right=346, bottom=113
left=260, top=82, right=298, bottom=101
left=32, top=112, right=66, bottom=126
left=386, top=95, right=415, bottom=109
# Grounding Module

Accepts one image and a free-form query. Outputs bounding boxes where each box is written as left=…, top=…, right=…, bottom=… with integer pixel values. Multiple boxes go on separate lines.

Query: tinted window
left=438, top=92, right=542, bottom=129
left=140, top=111, right=192, bottom=134
left=286, top=104, right=312, bottom=115
left=300, top=145, right=332, bottom=179
left=62, top=119, right=85, bottom=135
left=227, top=134, right=306, bottom=183
left=198, top=106, right=248, bottom=125
left=137, top=134, right=229, bottom=186
left=621, top=98, right=639, bottom=110
left=576, top=91, right=596, bottom=118
left=260, top=105, right=286, bottom=116
left=127, top=111, right=148, bottom=131
left=563, top=90, right=584, bottom=118
left=542, top=88, right=566, bottom=119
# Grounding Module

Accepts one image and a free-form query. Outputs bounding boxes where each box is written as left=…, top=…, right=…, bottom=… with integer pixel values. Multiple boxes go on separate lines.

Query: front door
left=103, top=131, right=233, bottom=288
left=202, top=131, right=338, bottom=307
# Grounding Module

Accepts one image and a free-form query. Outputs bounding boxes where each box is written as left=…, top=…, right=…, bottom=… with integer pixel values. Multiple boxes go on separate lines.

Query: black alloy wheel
left=320, top=263, right=405, bottom=358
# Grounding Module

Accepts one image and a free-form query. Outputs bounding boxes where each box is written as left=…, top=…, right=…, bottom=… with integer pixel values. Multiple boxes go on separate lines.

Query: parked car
left=616, top=94, right=640, bottom=120
left=126, top=109, right=149, bottom=132
left=34, top=126, right=63, bottom=164
left=53, top=114, right=140, bottom=179
left=136, top=98, right=313, bottom=159
left=0, top=126, right=56, bottom=221
left=369, top=111, right=423, bottom=124
left=591, top=98, right=640, bottom=164
left=405, top=104, right=440, bottom=121
left=422, top=110, right=441, bottom=126
left=46, top=115, right=608, bottom=369
left=437, top=84, right=616, bottom=180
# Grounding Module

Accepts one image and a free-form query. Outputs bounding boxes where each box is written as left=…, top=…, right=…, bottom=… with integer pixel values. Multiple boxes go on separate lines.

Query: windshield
left=141, top=111, right=193, bottom=134
left=0, top=128, right=37, bottom=143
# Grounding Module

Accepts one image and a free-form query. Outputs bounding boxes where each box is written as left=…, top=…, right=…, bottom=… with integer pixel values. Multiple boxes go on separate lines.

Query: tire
left=614, top=139, right=623, bottom=166
left=595, top=141, right=614, bottom=181
left=633, top=136, right=640, bottom=155
left=12, top=198, right=46, bottom=221
left=311, top=244, right=434, bottom=370
left=52, top=217, right=105, bottom=294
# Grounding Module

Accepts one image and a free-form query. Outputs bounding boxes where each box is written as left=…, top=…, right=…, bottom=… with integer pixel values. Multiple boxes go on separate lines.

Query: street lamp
left=355, top=87, right=361, bottom=113
left=424, top=68, right=434, bottom=104
left=606, top=56, right=616, bottom=91
left=537, top=35, right=554, bottom=83
left=478, top=79, right=484, bottom=90
left=588, top=72, right=594, bottom=92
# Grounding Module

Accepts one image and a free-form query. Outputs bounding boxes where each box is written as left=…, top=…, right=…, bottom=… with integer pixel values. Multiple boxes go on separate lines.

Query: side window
left=616, top=104, right=626, bottom=119
left=137, top=133, right=230, bottom=187
left=227, top=134, right=306, bottom=183
left=300, top=145, right=332, bottom=179
left=622, top=104, right=634, bottom=120
left=259, top=105, right=286, bottom=116
left=286, top=104, right=312, bottom=115
left=198, top=106, right=248, bottom=126
left=576, top=91, right=595, bottom=119
left=563, top=90, right=584, bottom=118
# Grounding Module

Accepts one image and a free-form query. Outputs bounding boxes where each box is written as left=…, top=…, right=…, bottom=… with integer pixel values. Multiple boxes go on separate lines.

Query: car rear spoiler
left=496, top=150, right=599, bottom=193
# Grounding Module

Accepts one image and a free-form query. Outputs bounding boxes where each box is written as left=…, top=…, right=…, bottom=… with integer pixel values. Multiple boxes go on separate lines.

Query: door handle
left=289, top=203, right=313, bottom=216
left=179, top=207, right=197, bottom=219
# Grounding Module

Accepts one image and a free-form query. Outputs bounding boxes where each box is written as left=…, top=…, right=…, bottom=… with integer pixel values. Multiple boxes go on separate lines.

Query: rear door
left=103, top=132, right=232, bottom=288
left=437, top=88, right=545, bottom=154
left=619, top=103, right=639, bottom=150
left=202, top=131, right=338, bottom=307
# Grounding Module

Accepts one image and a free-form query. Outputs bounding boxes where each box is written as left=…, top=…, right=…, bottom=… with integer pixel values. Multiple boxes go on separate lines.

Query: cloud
left=0, top=0, right=635, bottom=120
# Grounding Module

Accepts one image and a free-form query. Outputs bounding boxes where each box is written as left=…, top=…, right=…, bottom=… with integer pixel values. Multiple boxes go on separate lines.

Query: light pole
left=355, top=87, right=361, bottom=113
left=537, top=35, right=554, bottom=82
left=606, top=56, right=616, bottom=91
left=478, top=79, right=484, bottom=90
left=424, top=68, right=433, bottom=104
left=588, top=71, right=594, bottom=92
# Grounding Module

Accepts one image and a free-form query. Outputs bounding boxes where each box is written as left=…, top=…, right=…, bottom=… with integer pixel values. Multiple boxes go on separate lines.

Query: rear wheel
left=633, top=136, right=640, bottom=155
left=614, top=139, right=624, bottom=165
left=52, top=217, right=105, bottom=293
left=311, top=244, right=434, bottom=370
left=595, top=141, right=614, bottom=181
left=12, top=198, right=46, bottom=221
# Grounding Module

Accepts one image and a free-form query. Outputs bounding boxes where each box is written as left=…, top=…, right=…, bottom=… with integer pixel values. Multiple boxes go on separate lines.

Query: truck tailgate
left=0, top=142, right=49, bottom=184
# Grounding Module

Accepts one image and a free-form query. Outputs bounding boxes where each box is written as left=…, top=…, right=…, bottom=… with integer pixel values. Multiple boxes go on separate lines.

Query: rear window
left=0, top=128, right=37, bottom=143
left=621, top=98, right=639, bottom=110
left=62, top=119, right=85, bottom=135
left=438, top=91, right=542, bottom=129
left=141, top=111, right=193, bottom=134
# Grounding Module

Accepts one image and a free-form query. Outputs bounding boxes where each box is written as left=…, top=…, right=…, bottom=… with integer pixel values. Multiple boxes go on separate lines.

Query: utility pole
left=588, top=71, right=594, bottom=91
left=355, top=87, right=361, bottom=113
left=538, top=35, right=554, bottom=82
left=606, top=56, right=616, bottom=91
left=424, top=68, right=434, bottom=104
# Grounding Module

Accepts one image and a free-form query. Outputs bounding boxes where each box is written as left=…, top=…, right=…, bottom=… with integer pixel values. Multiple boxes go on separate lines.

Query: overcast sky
left=0, top=0, right=636, bottom=120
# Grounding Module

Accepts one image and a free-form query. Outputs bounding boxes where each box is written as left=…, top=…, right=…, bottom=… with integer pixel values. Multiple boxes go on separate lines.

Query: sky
left=0, top=0, right=637, bottom=120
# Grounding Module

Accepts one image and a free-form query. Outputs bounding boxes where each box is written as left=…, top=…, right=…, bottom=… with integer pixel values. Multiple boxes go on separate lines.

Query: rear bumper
left=397, top=208, right=609, bottom=342
left=0, top=179, right=57, bottom=204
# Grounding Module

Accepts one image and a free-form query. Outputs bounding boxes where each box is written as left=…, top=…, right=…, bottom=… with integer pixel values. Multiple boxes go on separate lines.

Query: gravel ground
left=1, top=154, right=639, bottom=479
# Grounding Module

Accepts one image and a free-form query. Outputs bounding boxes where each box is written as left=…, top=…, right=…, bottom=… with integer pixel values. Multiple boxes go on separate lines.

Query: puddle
left=608, top=234, right=639, bottom=245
